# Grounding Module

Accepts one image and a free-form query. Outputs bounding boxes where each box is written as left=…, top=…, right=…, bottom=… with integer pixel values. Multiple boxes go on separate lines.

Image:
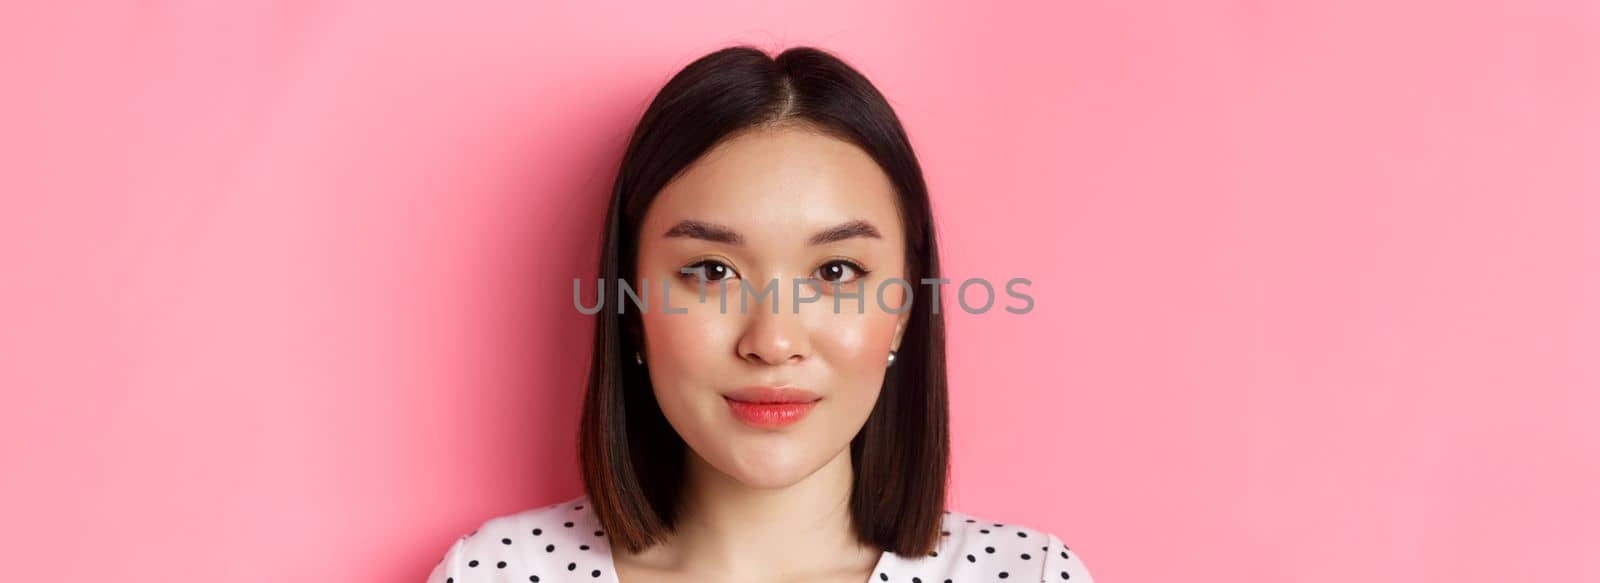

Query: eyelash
left=677, top=258, right=871, bottom=285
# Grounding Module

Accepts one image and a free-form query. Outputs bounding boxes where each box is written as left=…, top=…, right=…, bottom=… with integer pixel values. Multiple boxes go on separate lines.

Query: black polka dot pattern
left=423, top=496, right=620, bottom=582
left=423, top=494, right=1096, bottom=582
left=865, top=509, right=1095, bottom=583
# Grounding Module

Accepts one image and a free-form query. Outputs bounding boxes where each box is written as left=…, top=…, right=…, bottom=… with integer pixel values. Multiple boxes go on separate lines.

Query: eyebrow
left=661, top=219, right=882, bottom=246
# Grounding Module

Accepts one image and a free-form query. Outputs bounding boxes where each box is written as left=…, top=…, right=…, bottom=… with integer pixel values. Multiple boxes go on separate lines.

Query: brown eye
left=682, top=259, right=738, bottom=282
left=814, top=259, right=868, bottom=284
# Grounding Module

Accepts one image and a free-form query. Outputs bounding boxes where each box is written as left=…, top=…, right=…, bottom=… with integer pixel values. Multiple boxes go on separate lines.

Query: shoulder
left=877, top=508, right=1095, bottom=582
left=425, top=494, right=615, bottom=582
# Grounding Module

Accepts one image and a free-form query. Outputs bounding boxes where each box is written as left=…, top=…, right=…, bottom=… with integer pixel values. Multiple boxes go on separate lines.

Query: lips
left=724, top=398, right=816, bottom=428
left=722, top=385, right=822, bottom=404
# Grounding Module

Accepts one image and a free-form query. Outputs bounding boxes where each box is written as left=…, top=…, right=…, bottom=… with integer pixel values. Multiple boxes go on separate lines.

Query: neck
left=635, top=446, right=881, bottom=580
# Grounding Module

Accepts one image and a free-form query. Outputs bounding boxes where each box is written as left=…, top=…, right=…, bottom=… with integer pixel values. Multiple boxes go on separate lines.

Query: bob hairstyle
left=578, top=45, right=950, bottom=558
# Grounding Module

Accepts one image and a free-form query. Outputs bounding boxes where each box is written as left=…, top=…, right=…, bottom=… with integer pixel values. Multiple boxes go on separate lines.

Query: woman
left=426, top=44, right=1095, bottom=583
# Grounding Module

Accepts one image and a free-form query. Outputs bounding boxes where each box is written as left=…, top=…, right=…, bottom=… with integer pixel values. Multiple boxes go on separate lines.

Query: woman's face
left=634, top=125, right=910, bottom=489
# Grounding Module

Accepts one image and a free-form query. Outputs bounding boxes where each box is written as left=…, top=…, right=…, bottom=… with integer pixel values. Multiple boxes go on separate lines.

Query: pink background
left=3, top=1, right=1597, bottom=581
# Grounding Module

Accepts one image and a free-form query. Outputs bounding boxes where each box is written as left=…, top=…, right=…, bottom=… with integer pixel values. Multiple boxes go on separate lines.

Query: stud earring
left=886, top=350, right=897, bottom=366
left=634, top=351, right=643, bottom=365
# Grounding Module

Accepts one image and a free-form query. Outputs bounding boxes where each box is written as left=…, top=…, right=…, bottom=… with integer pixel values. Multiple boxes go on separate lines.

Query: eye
left=814, top=259, right=869, bottom=284
left=680, top=259, right=739, bottom=283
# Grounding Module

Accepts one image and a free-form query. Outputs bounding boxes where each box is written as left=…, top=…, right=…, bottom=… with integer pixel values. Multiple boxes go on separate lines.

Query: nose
left=735, top=283, right=811, bottom=366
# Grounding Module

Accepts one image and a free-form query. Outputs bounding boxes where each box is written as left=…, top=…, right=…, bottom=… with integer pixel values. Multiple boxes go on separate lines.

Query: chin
left=728, top=465, right=815, bottom=489
left=712, top=442, right=822, bottom=488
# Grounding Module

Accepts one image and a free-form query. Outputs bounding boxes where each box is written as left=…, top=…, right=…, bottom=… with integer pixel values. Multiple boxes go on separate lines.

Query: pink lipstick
left=723, top=386, right=820, bottom=429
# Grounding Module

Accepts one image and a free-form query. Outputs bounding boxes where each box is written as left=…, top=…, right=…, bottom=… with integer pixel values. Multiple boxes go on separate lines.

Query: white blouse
left=426, top=494, right=1095, bottom=582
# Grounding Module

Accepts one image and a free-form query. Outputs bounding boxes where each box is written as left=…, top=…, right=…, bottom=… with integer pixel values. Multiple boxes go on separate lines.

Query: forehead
left=643, top=126, right=903, bottom=245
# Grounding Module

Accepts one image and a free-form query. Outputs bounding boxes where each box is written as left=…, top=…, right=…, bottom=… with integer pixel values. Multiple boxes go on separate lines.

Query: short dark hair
left=578, top=44, right=950, bottom=558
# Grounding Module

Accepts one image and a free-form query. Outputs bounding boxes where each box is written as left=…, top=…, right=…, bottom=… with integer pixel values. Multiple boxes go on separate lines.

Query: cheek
left=817, top=316, right=890, bottom=366
left=817, top=283, right=905, bottom=372
left=635, top=267, right=724, bottom=372
left=640, top=306, right=730, bottom=385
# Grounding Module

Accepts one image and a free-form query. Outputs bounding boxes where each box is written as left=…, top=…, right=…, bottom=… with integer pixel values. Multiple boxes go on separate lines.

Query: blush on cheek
left=872, top=280, right=910, bottom=315
left=819, top=309, right=900, bottom=369
left=641, top=305, right=736, bottom=381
